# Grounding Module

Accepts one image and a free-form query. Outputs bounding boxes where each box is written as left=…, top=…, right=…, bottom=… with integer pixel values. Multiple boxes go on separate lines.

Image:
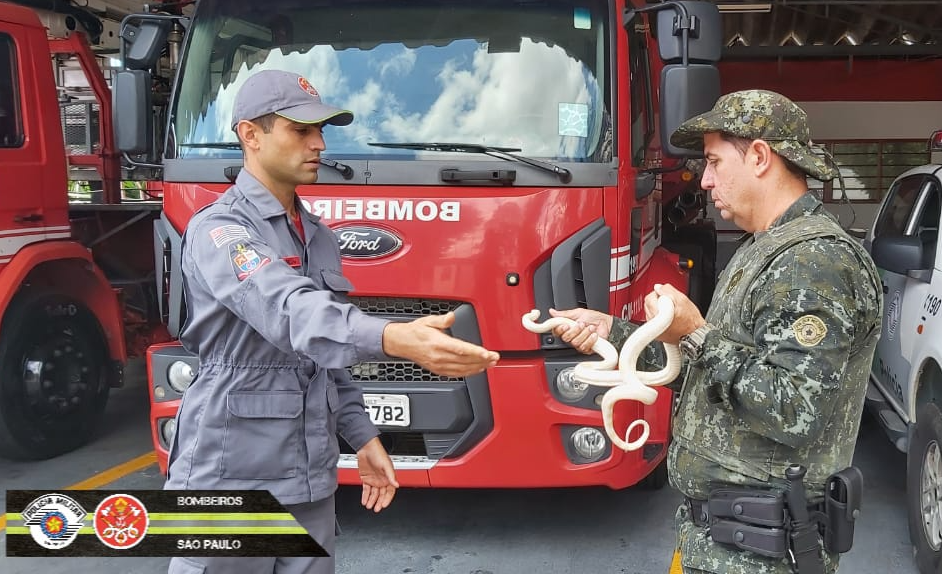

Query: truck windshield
left=171, top=0, right=612, bottom=162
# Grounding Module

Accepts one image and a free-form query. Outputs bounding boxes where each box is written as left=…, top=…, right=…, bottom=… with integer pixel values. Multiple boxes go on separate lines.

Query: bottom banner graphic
left=5, top=490, right=328, bottom=558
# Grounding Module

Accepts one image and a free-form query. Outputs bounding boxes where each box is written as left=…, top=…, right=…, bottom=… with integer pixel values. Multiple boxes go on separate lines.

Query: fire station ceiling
left=706, top=0, right=942, bottom=59
left=15, top=1, right=942, bottom=60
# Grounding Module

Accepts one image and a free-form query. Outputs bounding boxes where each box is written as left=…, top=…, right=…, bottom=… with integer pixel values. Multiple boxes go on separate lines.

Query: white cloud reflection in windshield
left=179, top=33, right=603, bottom=160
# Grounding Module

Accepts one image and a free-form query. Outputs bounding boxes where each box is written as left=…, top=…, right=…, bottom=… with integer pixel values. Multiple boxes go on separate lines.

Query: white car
left=865, top=130, right=942, bottom=574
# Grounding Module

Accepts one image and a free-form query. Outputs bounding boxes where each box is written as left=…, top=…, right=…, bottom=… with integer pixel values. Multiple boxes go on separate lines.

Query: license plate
left=363, top=394, right=410, bottom=427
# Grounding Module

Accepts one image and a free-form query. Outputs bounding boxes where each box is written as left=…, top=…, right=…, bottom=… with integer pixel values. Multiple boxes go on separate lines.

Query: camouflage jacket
left=611, top=194, right=882, bottom=573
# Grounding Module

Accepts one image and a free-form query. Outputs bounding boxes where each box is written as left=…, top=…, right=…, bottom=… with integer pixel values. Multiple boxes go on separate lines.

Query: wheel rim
left=19, top=317, right=101, bottom=424
left=921, top=439, right=942, bottom=550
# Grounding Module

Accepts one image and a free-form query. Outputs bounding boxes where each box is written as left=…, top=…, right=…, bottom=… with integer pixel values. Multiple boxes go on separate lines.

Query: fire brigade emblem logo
left=298, top=77, right=320, bottom=98
left=22, top=493, right=87, bottom=550
left=792, top=315, right=828, bottom=347
left=231, top=242, right=271, bottom=281
left=94, top=494, right=149, bottom=550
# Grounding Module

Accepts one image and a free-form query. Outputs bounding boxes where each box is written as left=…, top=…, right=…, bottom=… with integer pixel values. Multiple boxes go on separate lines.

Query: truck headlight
left=167, top=361, right=195, bottom=393
left=571, top=427, right=606, bottom=461
left=161, top=418, right=177, bottom=447
left=555, top=367, right=589, bottom=401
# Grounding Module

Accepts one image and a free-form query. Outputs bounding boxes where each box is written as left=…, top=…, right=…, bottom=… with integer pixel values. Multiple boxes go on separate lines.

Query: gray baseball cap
left=230, top=70, right=353, bottom=131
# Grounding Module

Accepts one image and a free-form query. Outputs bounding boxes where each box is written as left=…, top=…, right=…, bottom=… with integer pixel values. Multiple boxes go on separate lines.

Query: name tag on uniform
left=282, top=256, right=302, bottom=268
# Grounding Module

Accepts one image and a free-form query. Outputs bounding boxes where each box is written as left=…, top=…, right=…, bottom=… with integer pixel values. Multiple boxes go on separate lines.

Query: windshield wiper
left=179, top=142, right=242, bottom=149
left=178, top=143, right=354, bottom=179
left=368, top=142, right=572, bottom=183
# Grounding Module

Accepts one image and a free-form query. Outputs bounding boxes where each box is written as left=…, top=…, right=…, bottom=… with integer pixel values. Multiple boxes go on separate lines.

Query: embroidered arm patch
left=210, top=224, right=251, bottom=248
left=230, top=242, right=271, bottom=281
left=792, top=315, right=828, bottom=347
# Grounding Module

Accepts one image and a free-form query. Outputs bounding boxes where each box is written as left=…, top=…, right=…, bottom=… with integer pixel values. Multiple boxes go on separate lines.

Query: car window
left=874, top=175, right=927, bottom=238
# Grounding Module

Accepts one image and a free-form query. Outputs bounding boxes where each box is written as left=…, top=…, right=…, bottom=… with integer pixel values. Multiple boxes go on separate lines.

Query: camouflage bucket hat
left=669, top=89, right=839, bottom=181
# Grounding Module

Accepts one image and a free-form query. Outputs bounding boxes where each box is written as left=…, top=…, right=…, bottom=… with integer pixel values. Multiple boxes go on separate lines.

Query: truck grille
left=346, top=297, right=466, bottom=382
left=348, top=362, right=460, bottom=383
left=349, top=296, right=461, bottom=316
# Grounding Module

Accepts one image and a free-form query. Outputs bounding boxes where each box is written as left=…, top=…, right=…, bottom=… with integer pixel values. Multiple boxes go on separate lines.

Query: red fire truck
left=1, top=0, right=723, bottom=492
left=0, top=1, right=169, bottom=459
left=127, top=0, right=722, bottom=490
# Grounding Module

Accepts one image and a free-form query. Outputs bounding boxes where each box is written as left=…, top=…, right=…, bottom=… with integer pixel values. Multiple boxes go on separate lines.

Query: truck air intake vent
left=347, top=362, right=462, bottom=383
left=349, top=296, right=462, bottom=316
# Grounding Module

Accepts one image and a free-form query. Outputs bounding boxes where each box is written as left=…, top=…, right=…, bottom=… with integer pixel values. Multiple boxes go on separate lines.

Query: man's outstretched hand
left=382, top=312, right=499, bottom=377
left=357, top=437, right=399, bottom=513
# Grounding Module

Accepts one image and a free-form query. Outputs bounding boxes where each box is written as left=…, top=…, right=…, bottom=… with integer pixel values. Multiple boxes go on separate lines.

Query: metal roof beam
left=772, top=1, right=942, bottom=4
left=723, top=43, right=942, bottom=59
left=838, top=4, right=942, bottom=44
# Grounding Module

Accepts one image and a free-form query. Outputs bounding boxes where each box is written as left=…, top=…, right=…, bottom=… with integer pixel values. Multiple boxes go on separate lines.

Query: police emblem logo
left=725, top=268, right=744, bottom=294
left=231, top=242, right=271, bottom=281
left=21, top=493, right=87, bottom=550
left=94, top=494, right=149, bottom=550
left=793, top=315, right=828, bottom=347
left=298, top=77, right=319, bottom=98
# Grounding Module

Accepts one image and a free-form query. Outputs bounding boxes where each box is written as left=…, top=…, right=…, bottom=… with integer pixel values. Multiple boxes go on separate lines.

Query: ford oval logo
left=334, top=226, right=403, bottom=259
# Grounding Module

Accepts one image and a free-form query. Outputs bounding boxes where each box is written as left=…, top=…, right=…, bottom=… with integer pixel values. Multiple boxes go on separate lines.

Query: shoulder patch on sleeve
left=793, top=315, right=828, bottom=347
left=230, top=242, right=271, bottom=281
left=210, top=224, right=251, bottom=248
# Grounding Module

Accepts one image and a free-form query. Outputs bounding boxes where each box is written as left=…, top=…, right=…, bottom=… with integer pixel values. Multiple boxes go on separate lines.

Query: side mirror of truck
left=654, top=1, right=723, bottom=63
left=122, top=19, right=171, bottom=70
left=113, top=70, right=153, bottom=156
left=625, top=0, right=722, bottom=158
left=659, top=64, right=720, bottom=158
left=871, top=234, right=931, bottom=281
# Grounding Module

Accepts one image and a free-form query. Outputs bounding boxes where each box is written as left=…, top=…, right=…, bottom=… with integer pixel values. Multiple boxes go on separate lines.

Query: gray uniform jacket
left=165, top=169, right=390, bottom=505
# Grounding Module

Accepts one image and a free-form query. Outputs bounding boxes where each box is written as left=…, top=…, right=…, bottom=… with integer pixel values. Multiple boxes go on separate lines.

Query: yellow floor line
left=65, top=451, right=157, bottom=490
left=669, top=549, right=683, bottom=574
left=0, top=451, right=157, bottom=535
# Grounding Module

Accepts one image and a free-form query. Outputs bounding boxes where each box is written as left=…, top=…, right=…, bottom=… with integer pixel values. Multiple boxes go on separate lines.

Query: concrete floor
left=0, top=363, right=920, bottom=574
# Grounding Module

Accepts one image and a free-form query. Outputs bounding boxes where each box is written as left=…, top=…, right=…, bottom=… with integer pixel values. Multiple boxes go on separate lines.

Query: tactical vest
left=670, top=212, right=881, bottom=497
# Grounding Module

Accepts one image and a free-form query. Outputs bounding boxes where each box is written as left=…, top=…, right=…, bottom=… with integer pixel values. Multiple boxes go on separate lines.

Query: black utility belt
left=685, top=468, right=861, bottom=560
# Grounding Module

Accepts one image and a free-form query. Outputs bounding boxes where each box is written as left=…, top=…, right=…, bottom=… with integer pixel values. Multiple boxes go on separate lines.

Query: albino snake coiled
left=521, top=297, right=682, bottom=452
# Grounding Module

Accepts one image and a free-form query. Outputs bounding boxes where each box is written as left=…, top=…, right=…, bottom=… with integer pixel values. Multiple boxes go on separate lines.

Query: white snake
left=521, top=297, right=682, bottom=452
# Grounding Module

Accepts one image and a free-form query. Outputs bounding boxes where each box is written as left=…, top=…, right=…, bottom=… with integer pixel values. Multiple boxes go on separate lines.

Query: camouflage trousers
left=674, top=504, right=839, bottom=574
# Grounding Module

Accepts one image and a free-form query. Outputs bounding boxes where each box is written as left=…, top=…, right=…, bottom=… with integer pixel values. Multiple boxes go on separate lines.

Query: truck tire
left=908, top=402, right=942, bottom=574
left=0, top=289, right=110, bottom=460
left=637, top=456, right=669, bottom=490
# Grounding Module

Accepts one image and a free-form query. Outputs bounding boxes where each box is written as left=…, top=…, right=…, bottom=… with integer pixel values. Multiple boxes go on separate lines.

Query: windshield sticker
left=559, top=103, right=589, bottom=138
left=573, top=8, right=591, bottom=30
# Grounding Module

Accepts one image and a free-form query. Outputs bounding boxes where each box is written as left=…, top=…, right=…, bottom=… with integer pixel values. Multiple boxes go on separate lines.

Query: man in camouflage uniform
left=550, top=90, right=882, bottom=573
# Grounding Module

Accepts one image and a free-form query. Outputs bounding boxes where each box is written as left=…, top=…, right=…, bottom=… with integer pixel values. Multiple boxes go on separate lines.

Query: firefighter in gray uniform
left=550, top=90, right=882, bottom=574
left=166, top=70, right=499, bottom=574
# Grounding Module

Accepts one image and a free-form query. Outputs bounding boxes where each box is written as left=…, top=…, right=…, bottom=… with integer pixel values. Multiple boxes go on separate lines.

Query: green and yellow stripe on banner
left=5, top=490, right=327, bottom=557
left=6, top=512, right=308, bottom=535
